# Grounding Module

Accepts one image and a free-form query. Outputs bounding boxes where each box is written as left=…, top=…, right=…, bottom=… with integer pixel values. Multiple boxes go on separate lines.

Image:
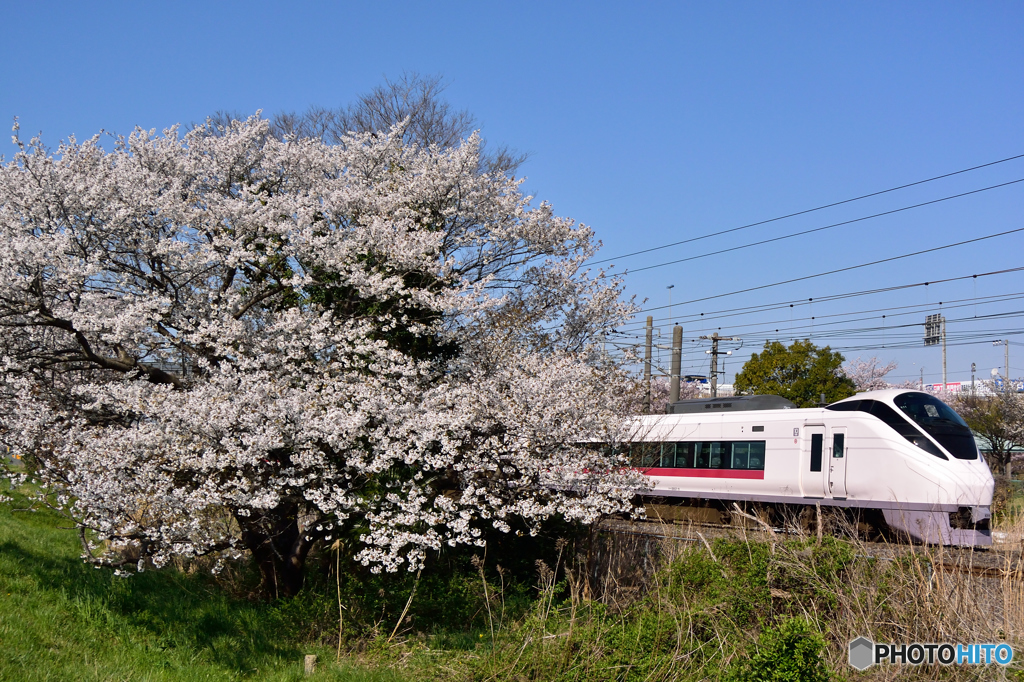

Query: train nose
left=952, top=461, right=995, bottom=508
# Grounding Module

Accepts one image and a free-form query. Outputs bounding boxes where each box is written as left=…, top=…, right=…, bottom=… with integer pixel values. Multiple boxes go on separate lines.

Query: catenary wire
left=618, top=266, right=1024, bottom=333
left=609, top=308, right=1024, bottom=348
left=612, top=292, right=1024, bottom=340
left=632, top=226, right=1024, bottom=311
left=621, top=178, right=1024, bottom=274
left=615, top=283, right=1024, bottom=333
left=591, top=153, right=1024, bottom=265
left=602, top=308, right=1024, bottom=357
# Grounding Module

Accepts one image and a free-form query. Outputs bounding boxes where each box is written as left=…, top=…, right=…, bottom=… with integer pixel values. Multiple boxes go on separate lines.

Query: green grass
left=0, top=489, right=405, bottom=682
left=26, top=473, right=1022, bottom=681
left=0, top=485, right=852, bottom=681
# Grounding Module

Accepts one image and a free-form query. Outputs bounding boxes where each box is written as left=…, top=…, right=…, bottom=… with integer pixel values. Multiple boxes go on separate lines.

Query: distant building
left=923, top=379, right=1022, bottom=395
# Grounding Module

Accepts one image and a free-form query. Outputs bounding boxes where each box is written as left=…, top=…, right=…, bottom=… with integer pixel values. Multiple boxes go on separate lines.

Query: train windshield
left=893, top=393, right=978, bottom=460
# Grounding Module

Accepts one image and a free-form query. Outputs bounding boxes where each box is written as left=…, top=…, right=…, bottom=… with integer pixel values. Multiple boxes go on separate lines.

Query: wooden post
left=304, top=654, right=317, bottom=675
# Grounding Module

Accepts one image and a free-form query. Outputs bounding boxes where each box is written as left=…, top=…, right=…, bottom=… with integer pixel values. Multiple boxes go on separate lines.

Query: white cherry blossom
left=0, top=115, right=644, bottom=595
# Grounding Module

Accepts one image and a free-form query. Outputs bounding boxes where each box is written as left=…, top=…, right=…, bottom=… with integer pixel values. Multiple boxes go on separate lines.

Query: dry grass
left=537, top=510, right=1024, bottom=681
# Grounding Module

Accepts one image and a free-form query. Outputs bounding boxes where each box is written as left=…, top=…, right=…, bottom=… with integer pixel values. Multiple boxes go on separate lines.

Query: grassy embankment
left=0, top=486, right=405, bottom=681
left=2, top=481, right=1024, bottom=681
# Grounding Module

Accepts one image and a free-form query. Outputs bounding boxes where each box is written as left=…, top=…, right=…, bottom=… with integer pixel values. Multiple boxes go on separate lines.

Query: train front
left=831, top=389, right=995, bottom=545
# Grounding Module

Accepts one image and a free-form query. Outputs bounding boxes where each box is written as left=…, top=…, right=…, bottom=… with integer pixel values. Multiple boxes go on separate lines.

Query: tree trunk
left=236, top=503, right=318, bottom=599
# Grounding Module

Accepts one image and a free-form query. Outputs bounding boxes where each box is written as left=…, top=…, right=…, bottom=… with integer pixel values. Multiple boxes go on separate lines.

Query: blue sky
left=3, top=1, right=1022, bottom=386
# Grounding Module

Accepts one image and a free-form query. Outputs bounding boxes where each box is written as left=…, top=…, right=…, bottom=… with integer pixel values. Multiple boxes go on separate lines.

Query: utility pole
left=1005, top=339, right=1010, bottom=388
left=669, top=325, right=682, bottom=404
left=971, top=362, right=976, bottom=395
left=700, top=332, right=737, bottom=398
left=643, top=316, right=653, bottom=413
left=941, top=316, right=947, bottom=395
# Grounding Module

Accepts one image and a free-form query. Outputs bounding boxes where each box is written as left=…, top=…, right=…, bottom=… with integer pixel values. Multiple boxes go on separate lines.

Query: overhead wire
left=622, top=178, right=1024, bottom=274
left=569, top=156, right=1024, bottom=376
left=612, top=292, right=1024, bottom=340
left=632, top=226, right=1024, bottom=311
left=615, top=274, right=1024, bottom=333
left=739, top=310, right=1024, bottom=343
left=602, top=300, right=1024, bottom=367
left=609, top=309, right=1024, bottom=349
left=591, top=152, right=1024, bottom=265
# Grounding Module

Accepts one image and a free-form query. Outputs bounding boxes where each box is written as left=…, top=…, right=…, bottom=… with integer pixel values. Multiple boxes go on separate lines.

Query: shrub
left=725, top=617, right=832, bottom=682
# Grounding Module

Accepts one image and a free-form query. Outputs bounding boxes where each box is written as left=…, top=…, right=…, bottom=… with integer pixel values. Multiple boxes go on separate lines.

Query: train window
left=633, top=441, right=766, bottom=470
left=833, top=433, right=844, bottom=458
left=708, top=440, right=724, bottom=466
left=810, top=434, right=823, bottom=472
left=709, top=442, right=727, bottom=468
left=695, top=442, right=711, bottom=468
left=660, top=442, right=676, bottom=467
left=893, top=393, right=978, bottom=460
left=752, top=425, right=765, bottom=432
left=827, top=399, right=949, bottom=460
left=866, top=400, right=948, bottom=460
left=748, top=441, right=765, bottom=469
left=732, top=442, right=750, bottom=469
left=675, top=442, right=695, bottom=468
left=629, top=443, right=660, bottom=468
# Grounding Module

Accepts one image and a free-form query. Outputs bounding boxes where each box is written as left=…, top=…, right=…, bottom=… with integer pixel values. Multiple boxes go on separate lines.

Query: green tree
left=734, top=340, right=856, bottom=407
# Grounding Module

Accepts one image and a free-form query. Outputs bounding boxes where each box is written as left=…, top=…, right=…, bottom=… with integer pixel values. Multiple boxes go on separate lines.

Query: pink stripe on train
left=642, top=467, right=765, bottom=480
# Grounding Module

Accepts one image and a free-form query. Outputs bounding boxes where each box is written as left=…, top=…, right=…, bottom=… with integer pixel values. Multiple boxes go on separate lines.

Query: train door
left=828, top=427, right=848, bottom=498
left=800, top=425, right=827, bottom=497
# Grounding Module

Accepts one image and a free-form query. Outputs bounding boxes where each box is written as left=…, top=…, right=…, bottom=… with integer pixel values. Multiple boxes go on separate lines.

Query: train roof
left=665, top=395, right=797, bottom=414
left=661, top=389, right=942, bottom=417
left=828, top=388, right=938, bottom=405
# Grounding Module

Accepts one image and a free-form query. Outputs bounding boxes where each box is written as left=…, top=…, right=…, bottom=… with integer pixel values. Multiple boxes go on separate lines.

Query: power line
left=574, top=266, right=1024, bottom=355
left=591, top=152, right=1024, bottom=265
left=614, top=292, right=1024, bottom=340
left=739, top=310, right=1024, bottom=343
left=624, top=178, right=1024, bottom=274
left=608, top=322, right=1024, bottom=358
left=616, top=275, right=1024, bottom=333
left=604, top=298, right=1024, bottom=356
left=629, top=266, right=1024, bottom=321
left=606, top=330, right=1024, bottom=363
left=829, top=332, right=1024, bottom=354
left=639, top=227, right=1024, bottom=310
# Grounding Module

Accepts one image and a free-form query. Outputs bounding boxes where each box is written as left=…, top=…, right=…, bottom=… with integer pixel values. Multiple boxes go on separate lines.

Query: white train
left=629, top=389, right=994, bottom=546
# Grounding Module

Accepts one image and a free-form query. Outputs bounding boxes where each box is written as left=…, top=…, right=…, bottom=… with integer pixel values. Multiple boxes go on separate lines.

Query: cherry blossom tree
left=0, top=115, right=643, bottom=597
left=842, top=356, right=900, bottom=391
left=648, top=377, right=702, bottom=413
left=211, top=72, right=526, bottom=176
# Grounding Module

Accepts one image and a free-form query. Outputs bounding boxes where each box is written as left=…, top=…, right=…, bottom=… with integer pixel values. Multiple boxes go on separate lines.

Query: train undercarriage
left=637, top=495, right=992, bottom=546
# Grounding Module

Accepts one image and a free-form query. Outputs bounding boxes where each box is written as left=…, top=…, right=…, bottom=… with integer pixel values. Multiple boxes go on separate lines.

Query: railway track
left=596, top=517, right=1024, bottom=579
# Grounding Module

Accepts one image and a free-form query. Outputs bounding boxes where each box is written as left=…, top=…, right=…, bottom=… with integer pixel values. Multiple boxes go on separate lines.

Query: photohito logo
left=849, top=637, right=1013, bottom=670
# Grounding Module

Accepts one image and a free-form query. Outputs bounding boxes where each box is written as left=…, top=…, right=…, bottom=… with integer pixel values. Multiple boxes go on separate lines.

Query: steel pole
left=710, top=334, right=720, bottom=398
left=1006, top=339, right=1010, bottom=388
left=941, top=316, right=947, bottom=395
